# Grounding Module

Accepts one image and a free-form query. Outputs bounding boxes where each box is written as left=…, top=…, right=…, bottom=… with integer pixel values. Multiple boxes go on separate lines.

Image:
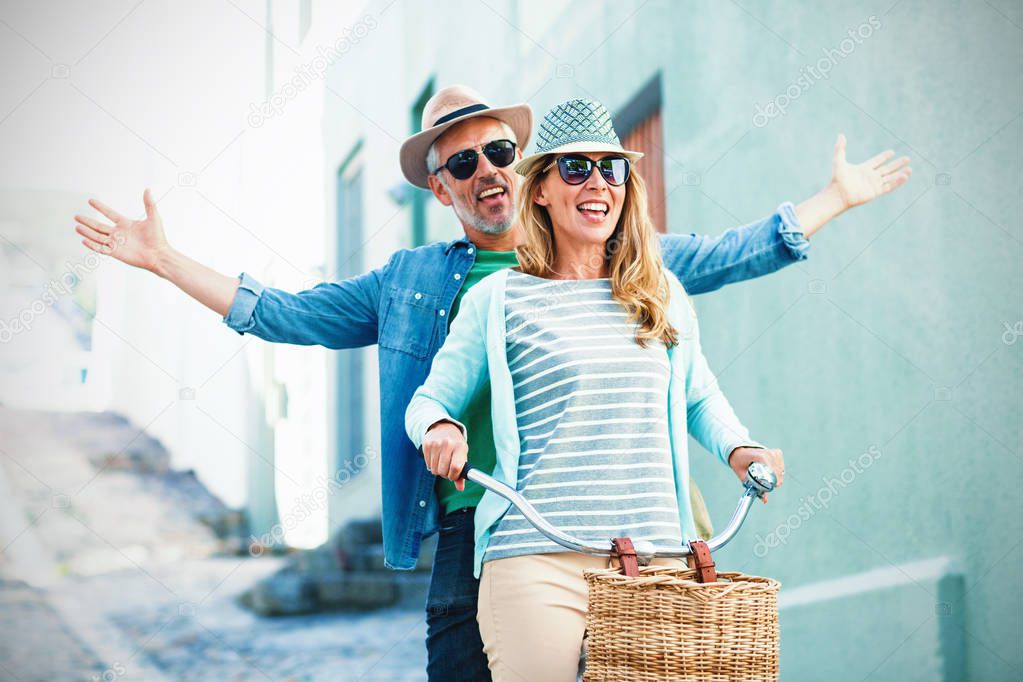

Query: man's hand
left=831, top=133, right=912, bottom=209
left=795, top=134, right=912, bottom=238
left=422, top=421, right=468, bottom=491
left=728, top=446, right=785, bottom=503
left=73, top=189, right=239, bottom=316
left=75, top=189, right=170, bottom=273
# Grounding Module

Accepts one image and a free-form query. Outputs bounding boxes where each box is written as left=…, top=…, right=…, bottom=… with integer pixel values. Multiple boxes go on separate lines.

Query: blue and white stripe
left=484, top=271, right=682, bottom=562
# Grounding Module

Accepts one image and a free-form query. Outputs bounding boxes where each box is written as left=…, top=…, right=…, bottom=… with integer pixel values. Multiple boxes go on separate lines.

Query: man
left=74, top=84, right=910, bottom=680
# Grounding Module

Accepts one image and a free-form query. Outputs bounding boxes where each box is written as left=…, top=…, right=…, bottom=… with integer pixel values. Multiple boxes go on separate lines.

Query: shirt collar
left=444, top=234, right=473, bottom=254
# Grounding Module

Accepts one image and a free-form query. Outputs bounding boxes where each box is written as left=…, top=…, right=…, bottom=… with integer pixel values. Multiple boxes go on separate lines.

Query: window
left=617, top=73, right=667, bottom=233
left=298, top=0, right=311, bottom=44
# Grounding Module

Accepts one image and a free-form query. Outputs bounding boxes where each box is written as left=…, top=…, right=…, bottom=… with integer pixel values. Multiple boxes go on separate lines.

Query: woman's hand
left=422, top=421, right=469, bottom=491
left=75, top=189, right=171, bottom=273
left=728, top=446, right=785, bottom=503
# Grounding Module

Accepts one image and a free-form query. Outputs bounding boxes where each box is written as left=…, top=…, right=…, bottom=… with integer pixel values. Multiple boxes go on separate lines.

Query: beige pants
left=477, top=551, right=689, bottom=682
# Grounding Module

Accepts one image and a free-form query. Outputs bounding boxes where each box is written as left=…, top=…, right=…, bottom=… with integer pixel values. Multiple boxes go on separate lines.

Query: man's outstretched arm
left=659, top=202, right=808, bottom=295
left=661, top=133, right=912, bottom=295
left=221, top=268, right=382, bottom=349
left=75, top=189, right=381, bottom=349
left=76, top=189, right=240, bottom=315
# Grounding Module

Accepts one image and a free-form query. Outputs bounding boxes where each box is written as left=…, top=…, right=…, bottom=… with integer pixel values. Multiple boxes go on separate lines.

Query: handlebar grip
left=745, top=461, right=777, bottom=498
left=458, top=462, right=475, bottom=480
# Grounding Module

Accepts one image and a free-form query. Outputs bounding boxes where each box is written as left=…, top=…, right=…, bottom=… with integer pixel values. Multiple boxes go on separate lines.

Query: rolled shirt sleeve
left=776, top=200, right=810, bottom=262
left=223, top=272, right=264, bottom=334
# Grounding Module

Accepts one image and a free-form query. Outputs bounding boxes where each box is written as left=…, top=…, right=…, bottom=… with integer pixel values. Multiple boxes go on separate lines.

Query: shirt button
left=414, top=292, right=422, bottom=300
left=453, top=273, right=461, bottom=280
left=419, top=500, right=426, bottom=508
left=439, top=309, right=446, bottom=316
left=467, top=247, right=474, bottom=255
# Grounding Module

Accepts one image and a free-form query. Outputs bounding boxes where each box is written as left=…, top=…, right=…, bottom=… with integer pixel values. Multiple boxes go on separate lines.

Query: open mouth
left=477, top=186, right=507, bottom=205
left=577, top=201, right=609, bottom=222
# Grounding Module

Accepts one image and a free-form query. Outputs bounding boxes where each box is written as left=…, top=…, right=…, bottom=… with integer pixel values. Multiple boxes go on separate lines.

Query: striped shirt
left=484, top=270, right=683, bottom=563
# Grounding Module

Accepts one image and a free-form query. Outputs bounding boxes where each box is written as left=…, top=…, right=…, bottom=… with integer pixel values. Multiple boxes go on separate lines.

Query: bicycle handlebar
left=457, top=461, right=777, bottom=563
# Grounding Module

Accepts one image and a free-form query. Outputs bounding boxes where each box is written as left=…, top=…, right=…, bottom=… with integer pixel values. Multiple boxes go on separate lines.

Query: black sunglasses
left=543, top=154, right=631, bottom=186
left=433, top=139, right=517, bottom=180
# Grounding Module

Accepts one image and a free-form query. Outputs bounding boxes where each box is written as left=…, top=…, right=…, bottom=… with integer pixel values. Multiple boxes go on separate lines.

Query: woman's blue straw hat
left=514, top=97, right=643, bottom=176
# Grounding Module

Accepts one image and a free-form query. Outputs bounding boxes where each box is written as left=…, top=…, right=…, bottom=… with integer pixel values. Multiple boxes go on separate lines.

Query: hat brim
left=514, top=141, right=644, bottom=177
left=399, top=103, right=533, bottom=189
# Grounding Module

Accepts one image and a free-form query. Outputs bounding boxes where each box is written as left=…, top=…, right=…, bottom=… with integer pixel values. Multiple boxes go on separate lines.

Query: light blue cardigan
left=405, top=268, right=760, bottom=579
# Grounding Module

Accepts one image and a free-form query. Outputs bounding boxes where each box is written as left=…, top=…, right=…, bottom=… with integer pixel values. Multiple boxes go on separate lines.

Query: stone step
left=239, top=518, right=439, bottom=616
left=240, top=566, right=430, bottom=616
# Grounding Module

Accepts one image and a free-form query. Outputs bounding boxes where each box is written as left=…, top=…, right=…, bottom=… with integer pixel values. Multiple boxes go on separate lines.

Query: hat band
left=433, top=103, right=490, bottom=127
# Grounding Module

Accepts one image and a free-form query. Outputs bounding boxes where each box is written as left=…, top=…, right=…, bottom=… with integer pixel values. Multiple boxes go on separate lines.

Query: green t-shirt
left=436, top=248, right=520, bottom=515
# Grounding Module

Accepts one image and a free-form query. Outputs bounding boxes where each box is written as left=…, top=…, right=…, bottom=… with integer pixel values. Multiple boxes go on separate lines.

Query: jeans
left=426, top=507, right=491, bottom=681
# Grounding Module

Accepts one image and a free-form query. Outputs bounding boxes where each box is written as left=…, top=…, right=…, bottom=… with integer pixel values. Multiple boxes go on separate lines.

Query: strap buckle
left=686, top=539, right=717, bottom=583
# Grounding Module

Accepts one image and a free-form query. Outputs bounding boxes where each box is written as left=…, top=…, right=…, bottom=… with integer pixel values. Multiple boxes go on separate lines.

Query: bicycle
left=459, top=461, right=781, bottom=681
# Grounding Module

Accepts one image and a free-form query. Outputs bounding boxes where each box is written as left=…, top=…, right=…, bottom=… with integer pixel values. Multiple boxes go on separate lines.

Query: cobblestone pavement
left=61, top=559, right=428, bottom=681
left=0, top=407, right=429, bottom=681
left=1, top=558, right=429, bottom=681
left=0, top=579, right=106, bottom=681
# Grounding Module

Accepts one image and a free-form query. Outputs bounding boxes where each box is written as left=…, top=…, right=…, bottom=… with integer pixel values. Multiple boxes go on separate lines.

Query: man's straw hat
left=399, top=84, right=533, bottom=189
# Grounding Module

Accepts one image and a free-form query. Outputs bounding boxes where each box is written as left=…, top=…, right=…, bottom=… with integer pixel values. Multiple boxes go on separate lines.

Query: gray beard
left=468, top=213, right=514, bottom=234
left=456, top=203, right=514, bottom=234
left=440, top=174, right=515, bottom=234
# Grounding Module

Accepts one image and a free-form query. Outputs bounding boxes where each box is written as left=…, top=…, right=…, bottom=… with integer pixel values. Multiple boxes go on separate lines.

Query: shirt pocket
left=379, top=286, right=440, bottom=359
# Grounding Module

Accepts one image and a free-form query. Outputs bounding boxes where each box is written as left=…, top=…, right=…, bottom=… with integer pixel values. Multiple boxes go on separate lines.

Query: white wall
left=0, top=0, right=370, bottom=546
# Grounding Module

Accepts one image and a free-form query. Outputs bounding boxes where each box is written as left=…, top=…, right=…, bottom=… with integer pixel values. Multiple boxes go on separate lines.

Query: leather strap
left=611, top=537, right=640, bottom=577
left=686, top=540, right=717, bottom=583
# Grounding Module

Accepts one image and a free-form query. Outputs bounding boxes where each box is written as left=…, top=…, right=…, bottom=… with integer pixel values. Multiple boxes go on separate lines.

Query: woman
left=405, top=98, right=785, bottom=681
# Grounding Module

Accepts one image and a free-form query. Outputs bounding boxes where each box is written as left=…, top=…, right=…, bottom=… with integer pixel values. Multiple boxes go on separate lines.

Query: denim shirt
left=223, top=202, right=807, bottom=570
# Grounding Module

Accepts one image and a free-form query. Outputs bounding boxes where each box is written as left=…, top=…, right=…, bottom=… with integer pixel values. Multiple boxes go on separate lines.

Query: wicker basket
left=582, top=565, right=781, bottom=681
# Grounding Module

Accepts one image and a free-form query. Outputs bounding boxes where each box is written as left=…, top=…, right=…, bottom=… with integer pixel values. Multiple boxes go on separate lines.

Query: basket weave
left=582, top=565, right=780, bottom=681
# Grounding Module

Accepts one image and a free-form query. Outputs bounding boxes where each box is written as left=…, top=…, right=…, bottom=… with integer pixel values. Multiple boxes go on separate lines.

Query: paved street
left=0, top=407, right=428, bottom=681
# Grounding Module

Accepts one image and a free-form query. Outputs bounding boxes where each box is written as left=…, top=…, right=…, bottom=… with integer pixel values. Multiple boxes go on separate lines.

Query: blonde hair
left=515, top=158, right=679, bottom=348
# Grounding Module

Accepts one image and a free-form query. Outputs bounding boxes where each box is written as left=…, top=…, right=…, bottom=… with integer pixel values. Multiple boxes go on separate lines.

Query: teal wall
left=331, top=1, right=1023, bottom=678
